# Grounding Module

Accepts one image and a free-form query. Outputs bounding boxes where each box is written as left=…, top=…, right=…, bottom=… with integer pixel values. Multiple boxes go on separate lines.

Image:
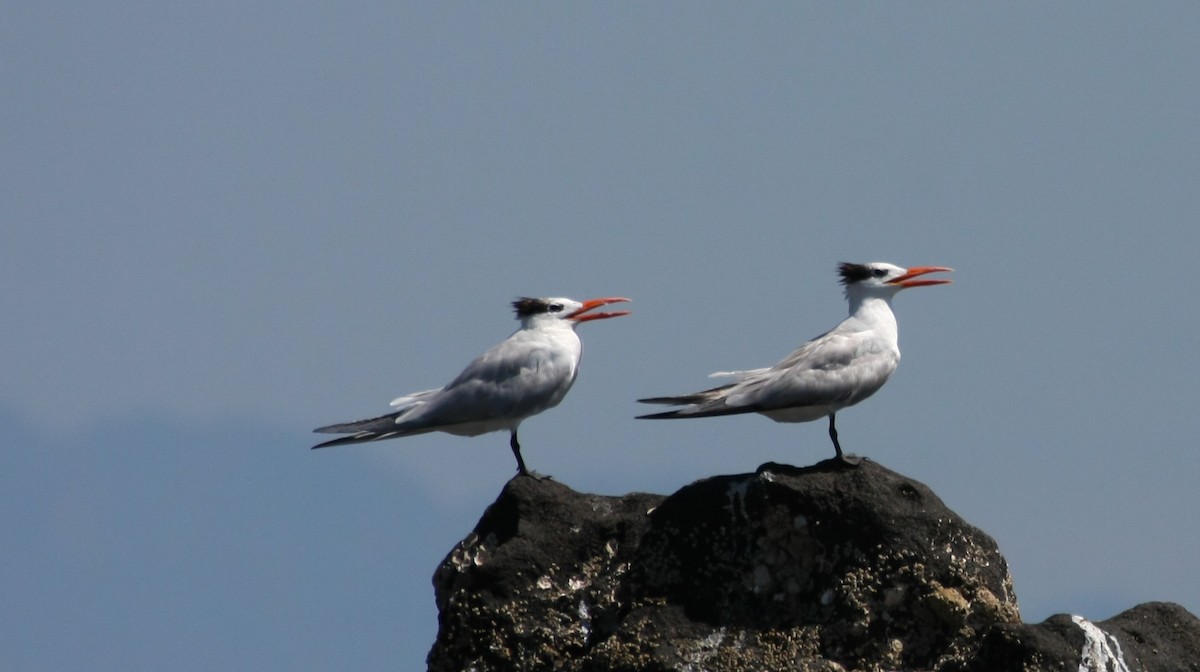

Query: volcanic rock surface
left=427, top=459, right=1199, bottom=671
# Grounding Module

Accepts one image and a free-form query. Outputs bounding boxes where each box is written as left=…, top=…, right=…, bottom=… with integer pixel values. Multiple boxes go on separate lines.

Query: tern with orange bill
left=314, top=296, right=630, bottom=475
left=637, top=263, right=951, bottom=461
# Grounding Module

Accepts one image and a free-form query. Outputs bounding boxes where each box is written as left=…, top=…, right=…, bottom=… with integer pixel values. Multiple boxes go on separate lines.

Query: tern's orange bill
left=568, top=297, right=632, bottom=322
left=888, top=266, right=954, bottom=288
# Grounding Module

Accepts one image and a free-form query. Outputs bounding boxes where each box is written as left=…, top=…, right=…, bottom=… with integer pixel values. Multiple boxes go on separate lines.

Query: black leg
left=828, top=413, right=844, bottom=459
left=510, top=430, right=529, bottom=476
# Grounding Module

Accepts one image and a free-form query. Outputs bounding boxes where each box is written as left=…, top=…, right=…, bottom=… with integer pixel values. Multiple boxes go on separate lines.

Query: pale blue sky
left=4, top=3, right=1199, bottom=670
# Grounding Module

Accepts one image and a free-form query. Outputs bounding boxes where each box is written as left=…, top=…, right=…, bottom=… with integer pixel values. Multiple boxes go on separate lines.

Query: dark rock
left=954, top=603, right=1200, bottom=672
left=427, top=475, right=664, bottom=671
left=608, top=459, right=1020, bottom=671
left=427, top=459, right=1199, bottom=671
left=1100, top=602, right=1200, bottom=671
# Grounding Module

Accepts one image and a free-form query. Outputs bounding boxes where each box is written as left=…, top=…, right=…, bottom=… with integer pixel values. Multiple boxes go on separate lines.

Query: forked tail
left=312, top=411, right=405, bottom=449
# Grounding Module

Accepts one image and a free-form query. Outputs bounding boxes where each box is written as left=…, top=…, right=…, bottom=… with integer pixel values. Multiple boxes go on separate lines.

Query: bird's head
left=838, top=262, right=953, bottom=298
left=512, top=296, right=631, bottom=328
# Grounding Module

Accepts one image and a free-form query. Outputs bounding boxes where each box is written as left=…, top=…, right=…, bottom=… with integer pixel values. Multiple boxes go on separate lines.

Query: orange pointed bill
left=567, top=297, right=632, bottom=322
left=888, top=266, right=954, bottom=288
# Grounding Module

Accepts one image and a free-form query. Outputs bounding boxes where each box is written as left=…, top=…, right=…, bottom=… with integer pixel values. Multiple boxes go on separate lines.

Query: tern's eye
left=548, top=303, right=564, bottom=312
left=872, top=268, right=888, bottom=278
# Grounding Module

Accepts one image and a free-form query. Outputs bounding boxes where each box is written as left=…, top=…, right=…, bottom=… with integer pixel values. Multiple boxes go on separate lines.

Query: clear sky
left=4, top=3, right=1199, bottom=670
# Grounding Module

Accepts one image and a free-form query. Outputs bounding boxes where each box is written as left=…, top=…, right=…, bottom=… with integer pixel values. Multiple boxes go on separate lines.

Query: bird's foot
left=517, top=470, right=554, bottom=482
left=837, top=453, right=865, bottom=467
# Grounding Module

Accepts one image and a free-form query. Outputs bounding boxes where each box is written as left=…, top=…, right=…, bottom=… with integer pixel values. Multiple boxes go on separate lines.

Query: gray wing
left=728, top=329, right=897, bottom=410
left=397, top=337, right=577, bottom=429
left=639, top=327, right=897, bottom=418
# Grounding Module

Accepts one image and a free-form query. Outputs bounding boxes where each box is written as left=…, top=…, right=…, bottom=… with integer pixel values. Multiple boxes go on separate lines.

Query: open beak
left=888, top=266, right=954, bottom=288
left=567, top=297, right=632, bottom=322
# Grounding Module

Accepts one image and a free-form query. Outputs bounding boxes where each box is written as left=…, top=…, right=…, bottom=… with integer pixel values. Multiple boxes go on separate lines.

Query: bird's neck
left=846, top=294, right=899, bottom=336
left=521, top=322, right=583, bottom=348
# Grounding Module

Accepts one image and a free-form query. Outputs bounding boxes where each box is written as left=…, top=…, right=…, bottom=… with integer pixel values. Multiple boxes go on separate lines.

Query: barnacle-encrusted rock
left=427, top=458, right=1199, bottom=671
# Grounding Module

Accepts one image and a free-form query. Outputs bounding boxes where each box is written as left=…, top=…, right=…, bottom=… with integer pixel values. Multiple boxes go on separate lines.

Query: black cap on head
left=512, top=297, right=553, bottom=317
left=837, top=262, right=873, bottom=285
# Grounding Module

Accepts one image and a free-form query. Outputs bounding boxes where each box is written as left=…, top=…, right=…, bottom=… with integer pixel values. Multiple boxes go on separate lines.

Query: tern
left=637, top=262, right=951, bottom=461
left=313, top=296, right=630, bottom=475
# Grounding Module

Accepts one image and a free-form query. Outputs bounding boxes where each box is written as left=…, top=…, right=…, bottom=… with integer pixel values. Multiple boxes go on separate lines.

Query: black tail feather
left=636, top=404, right=756, bottom=420
left=636, top=395, right=701, bottom=406
left=311, top=411, right=404, bottom=449
left=635, top=409, right=689, bottom=420
left=312, top=431, right=403, bottom=449
left=637, top=383, right=735, bottom=408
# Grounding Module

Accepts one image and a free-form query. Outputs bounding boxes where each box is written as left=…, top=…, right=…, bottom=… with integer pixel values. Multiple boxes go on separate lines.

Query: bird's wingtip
left=635, top=410, right=681, bottom=420
left=637, top=396, right=683, bottom=405
left=311, top=433, right=353, bottom=449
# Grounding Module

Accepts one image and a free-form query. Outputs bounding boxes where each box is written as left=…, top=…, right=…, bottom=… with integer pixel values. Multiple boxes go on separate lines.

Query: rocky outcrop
left=967, top=602, right=1200, bottom=672
left=427, top=458, right=1200, bottom=671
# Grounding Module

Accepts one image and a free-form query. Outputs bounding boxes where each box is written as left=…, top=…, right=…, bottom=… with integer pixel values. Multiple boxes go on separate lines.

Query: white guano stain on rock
left=578, top=599, right=591, bottom=640
left=1072, top=614, right=1130, bottom=672
left=725, top=478, right=751, bottom=517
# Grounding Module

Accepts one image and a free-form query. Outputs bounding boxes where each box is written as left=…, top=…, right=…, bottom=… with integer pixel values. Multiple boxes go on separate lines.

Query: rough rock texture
left=427, top=459, right=1200, bottom=671
left=963, top=602, right=1200, bottom=672
left=428, top=474, right=664, bottom=671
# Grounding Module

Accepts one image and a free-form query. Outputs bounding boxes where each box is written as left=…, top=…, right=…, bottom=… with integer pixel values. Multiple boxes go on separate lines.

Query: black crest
left=838, top=262, right=873, bottom=285
left=512, top=297, right=552, bottom=317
